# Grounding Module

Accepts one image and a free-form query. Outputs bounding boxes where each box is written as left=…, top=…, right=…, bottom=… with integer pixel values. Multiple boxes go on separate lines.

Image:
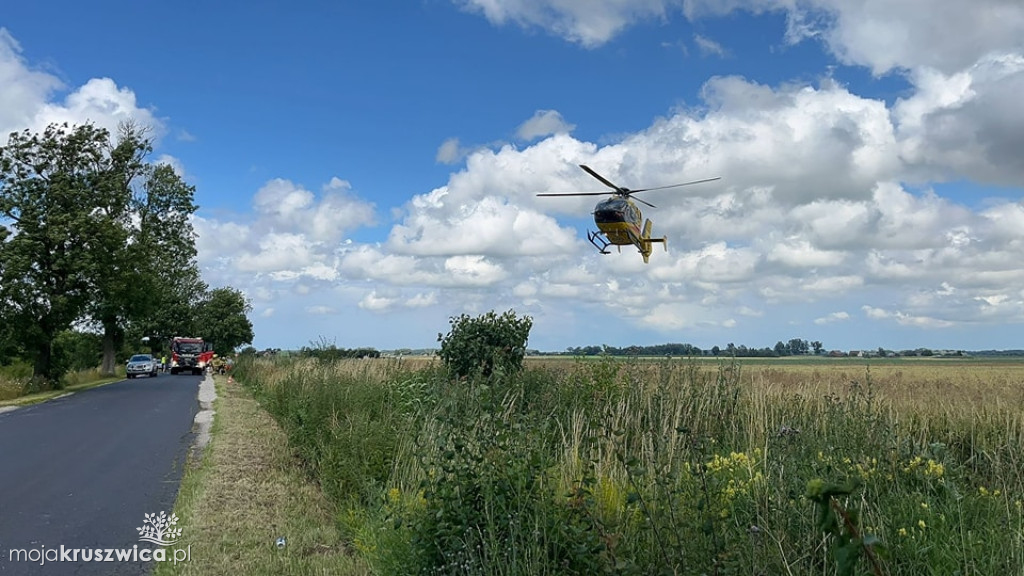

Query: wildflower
left=898, top=528, right=908, bottom=537
left=918, top=519, right=927, bottom=530
left=902, top=455, right=924, bottom=473
left=920, top=502, right=928, bottom=510
left=924, top=460, right=944, bottom=478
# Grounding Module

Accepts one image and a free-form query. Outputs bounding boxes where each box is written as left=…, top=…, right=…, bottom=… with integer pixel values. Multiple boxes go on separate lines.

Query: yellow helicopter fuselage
left=590, top=197, right=666, bottom=263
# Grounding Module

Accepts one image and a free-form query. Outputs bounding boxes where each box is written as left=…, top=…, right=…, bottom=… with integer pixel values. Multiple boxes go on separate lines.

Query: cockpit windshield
left=593, top=198, right=636, bottom=224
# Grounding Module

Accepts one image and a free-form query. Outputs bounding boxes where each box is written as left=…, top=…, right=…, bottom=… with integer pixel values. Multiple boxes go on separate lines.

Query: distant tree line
left=300, top=337, right=380, bottom=360
left=550, top=339, right=822, bottom=358
left=534, top=341, right=984, bottom=358
left=0, top=122, right=254, bottom=385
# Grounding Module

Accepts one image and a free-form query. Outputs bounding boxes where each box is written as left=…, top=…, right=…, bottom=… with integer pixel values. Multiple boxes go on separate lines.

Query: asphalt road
left=0, top=373, right=201, bottom=575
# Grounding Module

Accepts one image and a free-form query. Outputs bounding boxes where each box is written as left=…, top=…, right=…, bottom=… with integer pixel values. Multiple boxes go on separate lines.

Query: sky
left=2, top=0, right=1023, bottom=353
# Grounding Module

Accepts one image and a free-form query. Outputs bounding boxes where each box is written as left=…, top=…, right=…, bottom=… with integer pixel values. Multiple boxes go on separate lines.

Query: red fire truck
left=170, top=336, right=215, bottom=375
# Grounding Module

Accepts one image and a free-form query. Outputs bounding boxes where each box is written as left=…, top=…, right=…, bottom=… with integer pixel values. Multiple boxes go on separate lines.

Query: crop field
left=234, top=355, right=1024, bottom=575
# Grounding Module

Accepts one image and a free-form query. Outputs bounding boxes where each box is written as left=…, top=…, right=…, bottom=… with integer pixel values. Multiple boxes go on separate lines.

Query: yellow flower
left=918, top=519, right=927, bottom=530
left=924, top=460, right=944, bottom=478
left=920, top=502, right=929, bottom=510
left=387, top=487, right=401, bottom=505
left=898, top=528, right=908, bottom=537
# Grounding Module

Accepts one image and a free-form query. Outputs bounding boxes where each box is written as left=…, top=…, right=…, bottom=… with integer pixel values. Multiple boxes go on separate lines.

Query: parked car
left=126, top=354, right=158, bottom=378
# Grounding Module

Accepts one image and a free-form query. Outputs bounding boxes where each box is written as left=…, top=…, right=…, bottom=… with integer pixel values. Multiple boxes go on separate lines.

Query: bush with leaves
left=437, top=309, right=532, bottom=379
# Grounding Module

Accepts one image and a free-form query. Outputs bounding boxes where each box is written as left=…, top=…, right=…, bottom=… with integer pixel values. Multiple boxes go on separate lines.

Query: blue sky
left=2, top=1, right=1023, bottom=352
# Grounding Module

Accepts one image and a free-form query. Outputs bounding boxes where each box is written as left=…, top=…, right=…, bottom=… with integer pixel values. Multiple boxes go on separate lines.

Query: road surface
left=0, top=373, right=201, bottom=575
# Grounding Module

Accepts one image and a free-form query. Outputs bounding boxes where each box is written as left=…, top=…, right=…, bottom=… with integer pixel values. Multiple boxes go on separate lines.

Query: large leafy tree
left=0, top=122, right=205, bottom=382
left=84, top=123, right=200, bottom=375
left=0, top=124, right=109, bottom=383
left=194, top=287, right=254, bottom=355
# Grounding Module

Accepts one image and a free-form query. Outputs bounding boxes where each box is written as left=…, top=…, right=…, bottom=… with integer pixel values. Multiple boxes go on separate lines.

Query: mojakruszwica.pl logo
left=6, top=511, right=192, bottom=566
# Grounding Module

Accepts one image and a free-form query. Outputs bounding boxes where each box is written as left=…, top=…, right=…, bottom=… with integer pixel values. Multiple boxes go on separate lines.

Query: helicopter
left=537, top=165, right=720, bottom=263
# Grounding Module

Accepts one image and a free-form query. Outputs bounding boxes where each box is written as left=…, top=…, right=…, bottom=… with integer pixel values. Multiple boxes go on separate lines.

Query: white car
left=126, top=354, right=158, bottom=378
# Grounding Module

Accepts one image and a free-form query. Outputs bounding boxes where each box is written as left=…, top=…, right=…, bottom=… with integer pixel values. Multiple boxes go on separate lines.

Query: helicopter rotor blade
left=579, top=164, right=625, bottom=192
left=536, top=192, right=615, bottom=197
left=632, top=196, right=657, bottom=208
left=629, top=177, right=722, bottom=194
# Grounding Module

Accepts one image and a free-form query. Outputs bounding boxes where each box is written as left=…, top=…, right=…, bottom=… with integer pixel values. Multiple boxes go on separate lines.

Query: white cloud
left=456, top=1, right=1024, bottom=76
left=780, top=0, right=1024, bottom=75
left=453, top=0, right=673, bottom=48
left=388, top=194, right=578, bottom=258
left=814, top=311, right=850, bottom=325
left=0, top=28, right=63, bottom=134
left=0, top=28, right=164, bottom=139
left=436, top=137, right=465, bottom=164
left=895, top=53, right=1024, bottom=186
left=195, top=177, right=375, bottom=290
left=516, top=110, right=575, bottom=141
left=861, top=305, right=955, bottom=328
left=693, top=34, right=727, bottom=57
left=360, top=291, right=398, bottom=311
left=154, top=154, right=186, bottom=178
left=406, top=292, right=438, bottom=308
left=766, top=238, right=844, bottom=268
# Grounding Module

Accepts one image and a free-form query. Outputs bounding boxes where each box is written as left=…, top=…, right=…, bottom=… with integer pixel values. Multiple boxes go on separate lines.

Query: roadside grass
left=153, top=376, right=370, bottom=576
left=0, top=366, right=126, bottom=407
left=236, top=355, right=1024, bottom=575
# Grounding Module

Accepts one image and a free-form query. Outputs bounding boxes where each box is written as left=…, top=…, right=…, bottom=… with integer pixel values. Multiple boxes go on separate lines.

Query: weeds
left=237, top=356, right=1024, bottom=575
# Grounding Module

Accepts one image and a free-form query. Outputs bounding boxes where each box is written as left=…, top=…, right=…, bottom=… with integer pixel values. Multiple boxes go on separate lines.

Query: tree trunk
left=100, top=320, right=121, bottom=377
left=33, top=340, right=59, bottom=389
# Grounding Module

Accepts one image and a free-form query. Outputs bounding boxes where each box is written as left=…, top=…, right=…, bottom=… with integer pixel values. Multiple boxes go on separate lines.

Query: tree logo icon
left=136, top=511, right=182, bottom=546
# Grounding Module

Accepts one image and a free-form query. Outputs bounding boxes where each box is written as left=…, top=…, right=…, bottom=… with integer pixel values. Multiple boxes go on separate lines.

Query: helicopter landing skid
left=587, top=230, right=611, bottom=254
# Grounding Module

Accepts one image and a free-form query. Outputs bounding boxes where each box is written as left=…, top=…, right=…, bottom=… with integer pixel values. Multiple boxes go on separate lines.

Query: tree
left=437, top=309, right=532, bottom=379
left=194, top=287, right=254, bottom=355
left=0, top=122, right=204, bottom=381
left=128, top=259, right=208, bottom=354
left=82, top=123, right=200, bottom=375
left=788, top=338, right=809, bottom=355
left=812, top=341, right=824, bottom=355
left=0, top=123, right=109, bottom=384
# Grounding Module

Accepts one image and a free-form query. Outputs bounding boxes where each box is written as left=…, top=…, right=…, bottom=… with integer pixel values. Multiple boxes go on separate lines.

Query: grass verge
left=153, top=376, right=370, bottom=576
left=0, top=376, right=124, bottom=408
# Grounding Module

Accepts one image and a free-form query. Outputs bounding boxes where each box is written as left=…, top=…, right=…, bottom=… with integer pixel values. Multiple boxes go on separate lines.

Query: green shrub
left=437, top=309, right=532, bottom=379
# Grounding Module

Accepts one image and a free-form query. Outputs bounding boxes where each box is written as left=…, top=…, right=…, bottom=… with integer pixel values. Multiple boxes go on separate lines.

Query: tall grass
left=236, top=356, right=1024, bottom=575
left=0, top=362, right=33, bottom=401
left=0, top=363, right=125, bottom=401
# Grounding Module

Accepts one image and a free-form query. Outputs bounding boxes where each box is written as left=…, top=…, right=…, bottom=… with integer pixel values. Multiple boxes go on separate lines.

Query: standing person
left=161, top=354, right=168, bottom=373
